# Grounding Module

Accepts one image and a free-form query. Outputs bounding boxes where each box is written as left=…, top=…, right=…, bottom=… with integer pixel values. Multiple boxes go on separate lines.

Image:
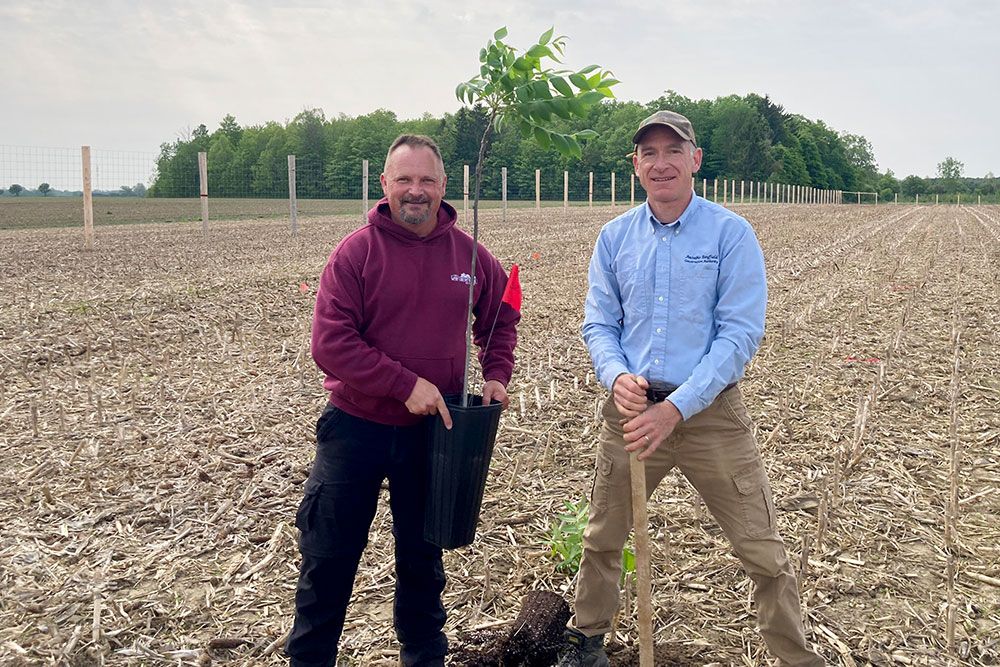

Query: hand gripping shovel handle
left=629, top=452, right=654, bottom=667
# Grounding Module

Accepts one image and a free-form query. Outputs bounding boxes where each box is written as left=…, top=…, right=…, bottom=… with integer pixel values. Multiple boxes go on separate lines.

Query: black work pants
left=285, top=405, right=447, bottom=667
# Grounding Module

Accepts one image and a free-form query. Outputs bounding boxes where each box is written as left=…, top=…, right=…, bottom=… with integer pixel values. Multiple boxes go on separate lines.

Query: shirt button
left=654, top=359, right=660, bottom=364
left=658, top=296, right=664, bottom=302
left=656, top=327, right=662, bottom=334
left=661, top=236, right=667, bottom=242
left=674, top=229, right=680, bottom=235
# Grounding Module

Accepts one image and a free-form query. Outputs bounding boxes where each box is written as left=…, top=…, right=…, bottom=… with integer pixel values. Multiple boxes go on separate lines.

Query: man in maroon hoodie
left=285, top=134, right=519, bottom=667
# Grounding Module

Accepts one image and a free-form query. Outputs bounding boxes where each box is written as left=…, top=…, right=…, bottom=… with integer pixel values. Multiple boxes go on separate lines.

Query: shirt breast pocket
left=616, top=268, right=649, bottom=320
left=678, top=264, right=717, bottom=325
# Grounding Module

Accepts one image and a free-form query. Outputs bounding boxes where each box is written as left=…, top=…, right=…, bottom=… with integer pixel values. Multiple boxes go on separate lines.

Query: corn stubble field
left=1, top=203, right=999, bottom=666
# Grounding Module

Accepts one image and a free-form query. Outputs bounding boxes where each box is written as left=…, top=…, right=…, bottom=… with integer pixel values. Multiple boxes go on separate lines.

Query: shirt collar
left=644, top=194, right=700, bottom=231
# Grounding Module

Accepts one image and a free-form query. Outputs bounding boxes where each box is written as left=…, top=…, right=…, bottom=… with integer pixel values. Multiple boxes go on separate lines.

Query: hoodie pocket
left=395, top=355, right=458, bottom=395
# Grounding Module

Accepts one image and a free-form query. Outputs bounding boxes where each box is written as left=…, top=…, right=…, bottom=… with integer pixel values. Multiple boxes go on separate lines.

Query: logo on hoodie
left=450, top=273, right=476, bottom=285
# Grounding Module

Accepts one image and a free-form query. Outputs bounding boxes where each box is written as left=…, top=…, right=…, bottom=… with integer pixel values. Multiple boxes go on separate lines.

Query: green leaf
left=567, top=136, right=583, bottom=159
left=578, top=90, right=606, bottom=107
left=480, top=64, right=489, bottom=78
left=526, top=44, right=552, bottom=59
left=622, top=548, right=636, bottom=576
left=532, top=125, right=551, bottom=150
left=538, top=26, right=554, bottom=45
left=479, top=47, right=488, bottom=63
left=586, top=72, right=603, bottom=88
left=568, top=73, right=590, bottom=90
left=525, top=101, right=548, bottom=123
left=513, top=56, right=533, bottom=72
left=530, top=79, right=552, bottom=99
left=550, top=97, right=572, bottom=120
left=596, top=87, right=615, bottom=98
left=455, top=83, right=466, bottom=103
left=578, top=64, right=599, bottom=74
left=575, top=129, right=599, bottom=141
left=596, top=77, right=620, bottom=88
left=514, top=84, right=531, bottom=103
left=494, top=26, right=508, bottom=40
left=550, top=75, right=573, bottom=97
left=551, top=132, right=571, bottom=156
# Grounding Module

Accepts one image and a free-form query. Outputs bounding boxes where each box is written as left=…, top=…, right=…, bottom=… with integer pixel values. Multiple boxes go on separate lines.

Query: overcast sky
left=3, top=0, right=998, bottom=179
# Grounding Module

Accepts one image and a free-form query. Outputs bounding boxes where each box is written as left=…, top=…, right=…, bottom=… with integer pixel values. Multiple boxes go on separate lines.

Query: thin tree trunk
left=460, top=115, right=496, bottom=406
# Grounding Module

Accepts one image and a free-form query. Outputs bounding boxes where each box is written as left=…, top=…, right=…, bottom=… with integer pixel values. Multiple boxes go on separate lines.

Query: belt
left=645, top=382, right=737, bottom=403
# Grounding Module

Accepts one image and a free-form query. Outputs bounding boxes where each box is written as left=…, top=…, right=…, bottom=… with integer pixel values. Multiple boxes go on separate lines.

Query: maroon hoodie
left=311, top=198, right=519, bottom=425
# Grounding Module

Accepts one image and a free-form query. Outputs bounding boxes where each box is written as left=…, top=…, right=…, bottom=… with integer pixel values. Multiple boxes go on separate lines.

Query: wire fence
left=1, top=145, right=994, bottom=232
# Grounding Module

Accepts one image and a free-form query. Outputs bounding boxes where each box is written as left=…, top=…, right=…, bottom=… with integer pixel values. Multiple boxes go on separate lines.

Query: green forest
left=144, top=91, right=997, bottom=202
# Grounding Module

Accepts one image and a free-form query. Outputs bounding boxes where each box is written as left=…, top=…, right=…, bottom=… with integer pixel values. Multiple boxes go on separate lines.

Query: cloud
left=1, top=0, right=997, bottom=176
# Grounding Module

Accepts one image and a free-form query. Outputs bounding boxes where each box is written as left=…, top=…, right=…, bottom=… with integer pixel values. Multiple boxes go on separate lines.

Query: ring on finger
left=644, top=435, right=651, bottom=445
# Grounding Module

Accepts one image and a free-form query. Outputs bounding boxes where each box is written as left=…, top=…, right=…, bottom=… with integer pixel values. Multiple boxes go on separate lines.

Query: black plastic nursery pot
left=423, top=394, right=503, bottom=549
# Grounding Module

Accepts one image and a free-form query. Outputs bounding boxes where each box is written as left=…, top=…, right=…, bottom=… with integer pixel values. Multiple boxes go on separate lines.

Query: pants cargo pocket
left=732, top=462, right=775, bottom=539
left=295, top=479, right=375, bottom=558
left=590, top=450, right=614, bottom=512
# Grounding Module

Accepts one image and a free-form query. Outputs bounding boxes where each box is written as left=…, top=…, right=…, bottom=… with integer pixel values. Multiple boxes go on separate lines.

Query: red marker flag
left=501, top=264, right=521, bottom=313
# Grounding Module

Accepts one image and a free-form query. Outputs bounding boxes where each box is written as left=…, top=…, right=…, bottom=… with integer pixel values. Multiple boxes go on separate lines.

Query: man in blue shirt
left=557, top=111, right=824, bottom=666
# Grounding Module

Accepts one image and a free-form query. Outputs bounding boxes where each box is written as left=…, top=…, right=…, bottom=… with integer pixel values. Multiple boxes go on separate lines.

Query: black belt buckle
left=645, top=382, right=737, bottom=403
left=645, top=383, right=677, bottom=403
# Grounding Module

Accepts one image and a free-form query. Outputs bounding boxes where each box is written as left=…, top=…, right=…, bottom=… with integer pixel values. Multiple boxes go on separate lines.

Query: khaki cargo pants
left=570, top=388, right=824, bottom=666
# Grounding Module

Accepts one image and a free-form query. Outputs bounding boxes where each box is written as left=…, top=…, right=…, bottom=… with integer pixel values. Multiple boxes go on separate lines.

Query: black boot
left=555, top=628, right=609, bottom=667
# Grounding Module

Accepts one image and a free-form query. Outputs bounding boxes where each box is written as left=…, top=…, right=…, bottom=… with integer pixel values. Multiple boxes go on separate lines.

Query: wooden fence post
left=564, top=170, right=569, bottom=211
left=288, top=155, right=298, bottom=236
left=630, top=173, right=635, bottom=207
left=535, top=169, right=541, bottom=212
left=611, top=172, right=616, bottom=212
left=198, top=151, right=208, bottom=233
left=362, top=159, right=369, bottom=221
left=463, top=164, right=470, bottom=227
left=588, top=171, right=593, bottom=207
left=81, top=146, right=94, bottom=249
left=502, top=167, right=507, bottom=223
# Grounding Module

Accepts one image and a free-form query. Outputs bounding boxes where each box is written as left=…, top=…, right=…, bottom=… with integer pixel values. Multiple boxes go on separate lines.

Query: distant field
left=0, top=197, right=600, bottom=230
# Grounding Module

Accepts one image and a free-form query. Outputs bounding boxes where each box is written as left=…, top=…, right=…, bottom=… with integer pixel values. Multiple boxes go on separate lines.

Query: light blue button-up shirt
left=582, top=195, right=767, bottom=420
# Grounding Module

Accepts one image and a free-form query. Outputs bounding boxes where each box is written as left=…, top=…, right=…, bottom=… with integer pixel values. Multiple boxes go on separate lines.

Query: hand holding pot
left=405, top=377, right=453, bottom=429
left=482, top=379, right=509, bottom=409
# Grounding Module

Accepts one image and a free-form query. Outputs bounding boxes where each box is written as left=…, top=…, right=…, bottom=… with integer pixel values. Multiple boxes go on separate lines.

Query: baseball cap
left=632, top=110, right=696, bottom=146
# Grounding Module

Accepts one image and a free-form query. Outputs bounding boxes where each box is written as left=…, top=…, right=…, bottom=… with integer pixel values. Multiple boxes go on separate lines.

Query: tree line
left=111, top=92, right=992, bottom=202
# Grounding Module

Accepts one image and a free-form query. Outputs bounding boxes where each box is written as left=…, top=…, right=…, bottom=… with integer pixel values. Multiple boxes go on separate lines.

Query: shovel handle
left=629, top=452, right=654, bottom=667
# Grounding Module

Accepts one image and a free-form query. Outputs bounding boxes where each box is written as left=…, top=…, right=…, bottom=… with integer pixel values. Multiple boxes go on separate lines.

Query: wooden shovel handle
left=629, top=452, right=654, bottom=667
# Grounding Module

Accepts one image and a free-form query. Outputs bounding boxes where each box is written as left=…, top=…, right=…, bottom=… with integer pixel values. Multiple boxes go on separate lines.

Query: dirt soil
left=1, top=204, right=999, bottom=666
